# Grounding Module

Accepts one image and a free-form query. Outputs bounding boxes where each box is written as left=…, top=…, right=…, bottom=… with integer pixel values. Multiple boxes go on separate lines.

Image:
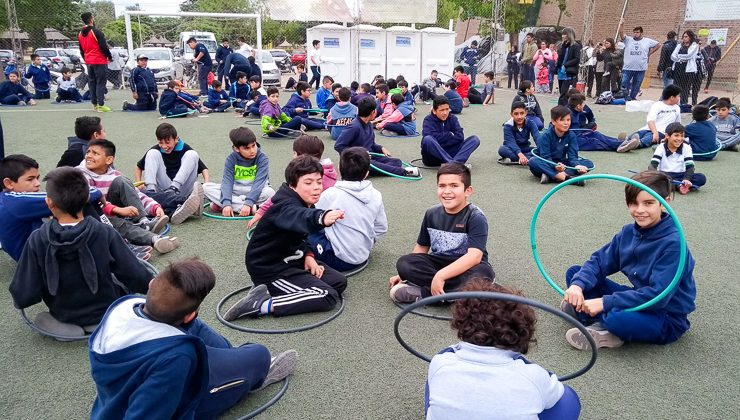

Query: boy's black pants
left=396, top=253, right=495, bottom=298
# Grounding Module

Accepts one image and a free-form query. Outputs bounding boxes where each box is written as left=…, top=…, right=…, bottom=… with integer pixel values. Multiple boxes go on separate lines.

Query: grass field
left=1, top=87, right=738, bottom=419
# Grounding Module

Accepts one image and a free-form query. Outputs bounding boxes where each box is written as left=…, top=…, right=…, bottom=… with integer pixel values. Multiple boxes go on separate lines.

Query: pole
left=125, top=12, right=134, bottom=60
left=256, top=13, right=263, bottom=81
left=615, top=0, right=629, bottom=41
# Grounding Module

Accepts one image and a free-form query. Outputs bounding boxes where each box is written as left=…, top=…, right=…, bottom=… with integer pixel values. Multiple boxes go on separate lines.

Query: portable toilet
left=420, top=27, right=456, bottom=81
left=306, top=23, right=352, bottom=85
left=351, top=24, right=386, bottom=84
left=386, top=26, right=422, bottom=85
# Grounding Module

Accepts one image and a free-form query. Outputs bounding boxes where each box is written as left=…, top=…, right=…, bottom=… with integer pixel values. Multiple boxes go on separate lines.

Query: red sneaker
left=210, top=202, right=222, bottom=212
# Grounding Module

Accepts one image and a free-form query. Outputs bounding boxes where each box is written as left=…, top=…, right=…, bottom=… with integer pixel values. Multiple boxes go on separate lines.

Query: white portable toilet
left=386, top=26, right=422, bottom=85
left=306, top=23, right=352, bottom=85
left=351, top=24, right=386, bottom=84
left=420, top=27, right=456, bottom=81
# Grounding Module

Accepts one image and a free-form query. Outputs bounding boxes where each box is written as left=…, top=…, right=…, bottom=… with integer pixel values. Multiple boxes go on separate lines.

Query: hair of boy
left=437, top=162, right=471, bottom=188
left=376, top=84, right=389, bottom=95
left=61, top=67, right=71, bottom=75
left=211, top=80, right=222, bottom=89
left=285, top=155, right=324, bottom=187
left=386, top=78, right=397, bottom=89
left=396, top=75, right=406, bottom=82
left=661, top=84, right=682, bottom=100
left=625, top=170, right=672, bottom=204
left=75, top=116, right=103, bottom=141
left=453, top=65, right=465, bottom=74
left=293, top=81, right=308, bottom=95
left=338, top=87, right=351, bottom=102
left=451, top=279, right=536, bottom=354
left=322, top=75, right=334, bottom=84
left=510, top=101, right=526, bottom=113
left=432, top=95, right=450, bottom=110
left=665, top=121, right=684, bottom=136
left=81, top=12, right=94, bottom=24
left=350, top=81, right=359, bottom=90
left=297, top=63, right=305, bottom=70
left=390, top=93, right=404, bottom=106
left=568, top=93, right=586, bottom=108
left=0, top=154, right=38, bottom=184
left=89, top=139, right=116, bottom=157
left=397, top=80, right=408, bottom=88
left=230, top=127, right=257, bottom=148
left=339, top=147, right=371, bottom=182
left=30, top=54, right=38, bottom=61
left=566, top=88, right=579, bottom=99
left=357, top=96, right=377, bottom=118
left=237, top=36, right=246, bottom=43
left=236, top=71, right=248, bottom=81
left=691, top=104, right=710, bottom=122
left=331, top=83, right=343, bottom=92
left=43, top=167, right=89, bottom=216
left=484, top=71, right=495, bottom=80
left=155, top=122, right=178, bottom=141
left=519, top=80, right=533, bottom=92
left=8, top=70, right=20, bottom=78
left=146, top=257, right=217, bottom=325
left=360, top=83, right=371, bottom=93
left=249, top=90, right=261, bottom=99
left=266, top=86, right=279, bottom=96
left=293, top=134, right=324, bottom=159
left=312, top=39, right=320, bottom=47
left=526, top=32, right=534, bottom=38
left=550, top=105, right=570, bottom=121
left=375, top=78, right=386, bottom=86
left=445, top=80, right=457, bottom=89
left=716, top=97, right=731, bottom=109
left=248, top=75, right=262, bottom=84
left=187, top=37, right=197, bottom=44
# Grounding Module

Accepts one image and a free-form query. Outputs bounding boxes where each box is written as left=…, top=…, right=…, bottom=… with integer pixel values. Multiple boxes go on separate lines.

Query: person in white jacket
left=671, top=30, right=699, bottom=105
left=308, top=147, right=388, bottom=272
left=56, top=67, right=83, bottom=102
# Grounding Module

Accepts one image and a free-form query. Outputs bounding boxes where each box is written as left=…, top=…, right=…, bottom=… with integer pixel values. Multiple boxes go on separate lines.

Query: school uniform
left=56, top=75, right=83, bottom=102
left=193, top=42, right=213, bottom=96
left=327, top=102, right=358, bottom=140
left=627, top=101, right=681, bottom=148
left=650, top=143, right=706, bottom=188
left=498, top=117, right=539, bottom=161
left=282, top=93, right=325, bottom=130
left=316, top=87, right=331, bottom=109
left=259, top=100, right=302, bottom=137
left=568, top=105, right=622, bottom=152
left=335, top=117, right=406, bottom=177
left=443, top=90, right=463, bottom=114
left=25, top=63, right=51, bottom=99
left=205, top=88, right=231, bottom=112
left=421, top=113, right=480, bottom=166
left=159, top=89, right=191, bottom=117
left=125, top=66, right=158, bottom=111
left=0, top=80, right=33, bottom=105
left=377, top=102, right=417, bottom=136
left=228, top=82, right=250, bottom=109
left=528, top=126, right=593, bottom=179
left=684, top=120, right=718, bottom=161
left=513, top=93, right=544, bottom=130
left=215, top=44, right=233, bottom=87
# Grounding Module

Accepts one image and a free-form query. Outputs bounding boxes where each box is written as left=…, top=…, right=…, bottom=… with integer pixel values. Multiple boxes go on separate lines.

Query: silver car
left=123, top=47, right=184, bottom=85
left=34, top=48, right=72, bottom=71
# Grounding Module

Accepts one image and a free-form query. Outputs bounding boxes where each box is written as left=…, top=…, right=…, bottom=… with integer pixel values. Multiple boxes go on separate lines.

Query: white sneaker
left=153, top=236, right=180, bottom=254
left=404, top=166, right=420, bottom=177
left=617, top=135, right=641, bottom=153
left=565, top=326, right=624, bottom=351
left=390, top=282, right=422, bottom=303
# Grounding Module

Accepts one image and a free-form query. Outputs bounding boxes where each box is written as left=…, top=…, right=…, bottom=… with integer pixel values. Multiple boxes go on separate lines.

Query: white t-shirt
left=651, top=143, right=694, bottom=173
left=640, top=101, right=681, bottom=133
left=309, top=49, right=321, bottom=66
left=236, top=43, right=253, bottom=58
left=622, top=36, right=659, bottom=71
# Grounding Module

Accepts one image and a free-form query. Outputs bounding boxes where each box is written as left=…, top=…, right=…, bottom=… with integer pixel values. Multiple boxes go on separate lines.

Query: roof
left=0, top=29, right=29, bottom=40
left=44, top=28, right=70, bottom=41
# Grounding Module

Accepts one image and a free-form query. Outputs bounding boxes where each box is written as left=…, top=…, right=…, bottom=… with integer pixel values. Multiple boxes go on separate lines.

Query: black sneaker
left=560, top=299, right=578, bottom=319
left=223, top=284, right=271, bottom=320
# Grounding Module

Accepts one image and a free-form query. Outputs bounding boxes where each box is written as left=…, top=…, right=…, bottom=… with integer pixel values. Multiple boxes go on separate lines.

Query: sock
left=260, top=299, right=272, bottom=315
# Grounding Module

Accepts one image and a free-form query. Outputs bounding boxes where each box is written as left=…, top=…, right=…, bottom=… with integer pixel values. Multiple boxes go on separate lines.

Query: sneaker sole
left=151, top=216, right=170, bottom=234
left=259, top=350, right=298, bottom=390
left=617, top=137, right=641, bottom=153
left=153, top=236, right=179, bottom=254
left=566, top=327, right=624, bottom=351
left=389, top=283, right=421, bottom=303
left=171, top=193, right=202, bottom=225
left=194, top=182, right=204, bottom=216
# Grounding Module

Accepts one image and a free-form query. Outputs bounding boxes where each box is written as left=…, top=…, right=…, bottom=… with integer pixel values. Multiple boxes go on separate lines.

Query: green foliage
left=80, top=1, right=115, bottom=29
left=0, top=0, right=82, bottom=48
left=102, top=19, right=152, bottom=47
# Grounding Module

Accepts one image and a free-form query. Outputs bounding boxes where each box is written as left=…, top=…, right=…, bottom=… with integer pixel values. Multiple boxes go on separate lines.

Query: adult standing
left=703, top=40, right=721, bottom=93
left=657, top=31, right=678, bottom=88
left=461, top=40, right=479, bottom=83
left=78, top=12, right=113, bottom=112
left=223, top=51, right=251, bottom=83
left=520, top=33, right=538, bottom=84
left=235, top=37, right=253, bottom=58
left=671, top=30, right=699, bottom=105
left=583, top=40, right=597, bottom=97
left=188, top=37, right=213, bottom=96
left=107, top=41, right=123, bottom=89
left=593, top=41, right=605, bottom=96
left=532, top=41, right=555, bottom=77
left=308, top=39, right=321, bottom=90
left=555, top=27, right=581, bottom=106
left=597, top=38, right=620, bottom=95
left=506, top=45, right=520, bottom=89
left=617, top=18, right=660, bottom=101
left=215, top=39, right=233, bottom=89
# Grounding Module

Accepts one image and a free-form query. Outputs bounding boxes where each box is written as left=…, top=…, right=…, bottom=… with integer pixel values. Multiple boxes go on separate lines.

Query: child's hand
left=28, top=99, right=36, bottom=106
left=555, top=163, right=566, bottom=172
left=651, top=132, right=660, bottom=144
left=295, top=107, right=304, bottom=114
left=133, top=92, right=139, bottom=100
left=582, top=298, right=604, bottom=317
left=381, top=147, right=392, bottom=157
left=247, top=213, right=262, bottom=228
left=431, top=275, right=445, bottom=296
left=304, top=256, right=324, bottom=278
left=323, top=210, right=345, bottom=226
left=268, top=125, right=275, bottom=132
left=114, top=206, right=139, bottom=218
left=518, top=155, right=529, bottom=165
left=683, top=180, right=693, bottom=188
left=155, top=207, right=165, bottom=218
left=238, top=205, right=252, bottom=217
left=564, top=285, right=585, bottom=312
left=222, top=206, right=234, bottom=217
left=389, top=275, right=402, bottom=287
left=575, top=165, right=588, bottom=174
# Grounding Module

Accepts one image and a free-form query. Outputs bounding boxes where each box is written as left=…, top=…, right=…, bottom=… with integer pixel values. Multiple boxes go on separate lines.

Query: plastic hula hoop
left=530, top=173, right=687, bottom=312
left=244, top=118, right=262, bottom=126
left=626, top=170, right=692, bottom=188
left=160, top=109, right=198, bottom=119
left=367, top=152, right=423, bottom=181
left=394, top=291, right=597, bottom=381
left=216, top=286, right=346, bottom=334
left=393, top=300, right=451, bottom=321
left=202, top=203, right=255, bottom=221
left=18, top=308, right=90, bottom=342
left=377, top=131, right=421, bottom=138
left=341, top=260, right=369, bottom=278
left=234, top=377, right=290, bottom=420
left=261, top=127, right=304, bottom=139
left=246, top=226, right=256, bottom=240
left=691, top=140, right=722, bottom=157
left=160, top=223, right=171, bottom=236
left=530, top=148, right=595, bottom=172
left=133, top=181, right=145, bottom=187
left=409, top=158, right=439, bottom=170
left=302, top=108, right=328, bottom=113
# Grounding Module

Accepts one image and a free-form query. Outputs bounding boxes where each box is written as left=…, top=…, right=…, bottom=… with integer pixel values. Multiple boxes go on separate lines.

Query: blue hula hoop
left=691, top=140, right=722, bottom=157
left=161, top=109, right=197, bottom=119
left=202, top=203, right=255, bottom=221
left=160, top=223, right=171, bottom=236
left=530, top=173, right=687, bottom=312
left=302, top=108, right=328, bottom=113
left=531, top=148, right=595, bottom=172
left=368, top=152, right=422, bottom=181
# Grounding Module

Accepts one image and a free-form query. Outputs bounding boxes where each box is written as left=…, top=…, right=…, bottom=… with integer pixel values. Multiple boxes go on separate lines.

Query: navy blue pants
left=627, top=129, right=665, bottom=148
left=528, top=156, right=593, bottom=179
left=383, top=122, right=411, bottom=136
left=308, top=229, right=365, bottom=272
left=1, top=94, right=25, bottom=105
left=300, top=117, right=326, bottom=131
left=198, top=64, right=212, bottom=96
left=370, top=155, right=406, bottom=176
left=184, top=318, right=271, bottom=419
left=33, top=83, right=51, bottom=100
left=206, top=101, right=231, bottom=112
left=565, top=265, right=690, bottom=344
left=163, top=103, right=192, bottom=118
left=498, top=145, right=532, bottom=161
left=527, top=115, right=544, bottom=130
left=309, top=65, right=321, bottom=90
left=57, top=88, right=83, bottom=102
left=664, top=171, right=706, bottom=189
left=574, top=130, right=621, bottom=151
left=125, top=93, right=157, bottom=111
left=267, top=116, right=303, bottom=138
left=421, top=135, right=480, bottom=166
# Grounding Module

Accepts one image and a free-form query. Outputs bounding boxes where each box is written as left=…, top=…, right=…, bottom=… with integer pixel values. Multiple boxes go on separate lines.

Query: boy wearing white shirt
left=308, top=40, right=322, bottom=90
left=649, top=122, right=705, bottom=195
left=56, top=67, right=83, bottom=103
left=618, top=84, right=682, bottom=152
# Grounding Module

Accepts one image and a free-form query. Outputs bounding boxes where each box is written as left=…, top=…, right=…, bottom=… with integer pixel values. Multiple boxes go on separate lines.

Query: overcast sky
left=113, top=0, right=185, bottom=16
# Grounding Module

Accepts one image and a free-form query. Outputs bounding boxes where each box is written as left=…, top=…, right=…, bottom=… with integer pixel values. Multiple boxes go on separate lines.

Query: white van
left=177, top=31, right=217, bottom=62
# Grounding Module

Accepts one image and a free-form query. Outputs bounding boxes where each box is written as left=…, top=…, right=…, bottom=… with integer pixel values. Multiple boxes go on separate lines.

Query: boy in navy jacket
left=89, top=258, right=296, bottom=419
left=158, top=81, right=192, bottom=117
left=684, top=104, right=718, bottom=161
left=25, top=54, right=51, bottom=99
left=421, top=96, right=480, bottom=167
left=123, top=54, right=158, bottom=111
left=0, top=70, right=34, bottom=105
left=498, top=101, right=539, bottom=165
left=442, top=80, right=463, bottom=114
left=562, top=170, right=697, bottom=350
left=205, top=80, right=231, bottom=112
left=283, top=81, right=326, bottom=130
left=228, top=71, right=250, bottom=110
left=567, top=93, right=624, bottom=152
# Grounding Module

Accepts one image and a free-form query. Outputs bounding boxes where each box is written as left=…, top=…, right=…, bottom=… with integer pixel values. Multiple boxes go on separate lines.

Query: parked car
left=0, top=49, right=13, bottom=65
left=270, top=49, right=292, bottom=73
left=259, top=51, right=281, bottom=87
left=61, top=48, right=86, bottom=71
left=34, top=48, right=72, bottom=71
left=291, top=50, right=306, bottom=66
left=123, top=47, right=184, bottom=85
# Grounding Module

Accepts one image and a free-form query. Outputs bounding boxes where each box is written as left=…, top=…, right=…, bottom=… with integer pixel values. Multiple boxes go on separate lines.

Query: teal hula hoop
left=368, top=152, right=423, bottom=181
left=246, top=226, right=256, bottom=240
left=202, top=203, right=255, bottom=221
left=530, top=173, right=687, bottom=312
left=691, top=140, right=722, bottom=157
left=531, top=148, right=595, bottom=172
left=302, top=108, right=328, bottom=113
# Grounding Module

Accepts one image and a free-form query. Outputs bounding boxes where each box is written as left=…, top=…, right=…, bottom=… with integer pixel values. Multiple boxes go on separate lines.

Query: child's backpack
left=697, top=96, right=718, bottom=110
left=595, top=91, right=613, bottom=105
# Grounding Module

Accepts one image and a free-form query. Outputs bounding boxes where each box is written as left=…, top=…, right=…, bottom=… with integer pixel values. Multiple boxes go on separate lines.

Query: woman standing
left=594, top=41, right=605, bottom=97
left=597, top=38, right=620, bottom=95
left=533, top=41, right=555, bottom=76
left=556, top=27, right=581, bottom=105
left=671, top=30, right=699, bottom=105
left=506, top=45, right=520, bottom=89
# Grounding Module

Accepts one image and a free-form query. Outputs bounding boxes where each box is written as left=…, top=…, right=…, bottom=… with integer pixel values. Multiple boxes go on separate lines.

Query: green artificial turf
left=0, top=88, right=738, bottom=419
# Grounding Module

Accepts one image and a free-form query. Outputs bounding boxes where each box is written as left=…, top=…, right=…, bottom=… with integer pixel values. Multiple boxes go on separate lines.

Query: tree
left=0, top=0, right=82, bottom=48
left=102, top=19, right=151, bottom=47
left=543, top=0, right=571, bottom=29
left=81, top=1, right=116, bottom=29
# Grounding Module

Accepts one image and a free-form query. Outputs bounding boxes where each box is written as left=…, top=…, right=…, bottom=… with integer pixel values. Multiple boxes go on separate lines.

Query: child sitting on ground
left=89, top=257, right=297, bottom=419
left=536, top=63, right=550, bottom=93
left=376, top=93, right=417, bottom=137
left=25, top=54, right=51, bottom=99
left=0, top=70, right=34, bottom=106
left=308, top=147, right=388, bottom=272
left=56, top=67, right=82, bottom=103
left=528, top=105, right=592, bottom=185
left=389, top=163, right=494, bottom=302
left=203, top=127, right=275, bottom=217
left=649, top=122, right=706, bottom=194
left=260, top=87, right=304, bottom=138
left=124, top=54, right=158, bottom=111
left=453, top=66, right=478, bottom=106
left=398, top=80, right=414, bottom=104
left=327, top=87, right=358, bottom=140
left=316, top=76, right=334, bottom=110
left=427, top=279, right=581, bottom=419
left=9, top=167, right=151, bottom=337
left=561, top=170, right=697, bottom=350
left=481, top=71, right=495, bottom=105
left=229, top=71, right=250, bottom=110
left=372, top=84, right=392, bottom=122
left=172, top=81, right=210, bottom=113
left=498, top=101, right=539, bottom=165
left=206, top=80, right=231, bottom=112
left=387, top=78, right=400, bottom=95
left=57, top=116, right=106, bottom=167
left=684, top=104, right=718, bottom=161
left=247, top=135, right=337, bottom=228
left=711, top=97, right=740, bottom=152
left=223, top=156, right=348, bottom=319
left=421, top=96, right=480, bottom=167
left=618, top=84, right=682, bottom=152
left=413, top=70, right=440, bottom=103
left=443, top=80, right=463, bottom=114
left=324, top=83, right=342, bottom=114
left=513, top=80, right=544, bottom=130
left=158, top=81, right=193, bottom=118
left=284, top=63, right=307, bottom=90
left=242, top=76, right=267, bottom=117
left=351, top=83, right=373, bottom=106
left=335, top=96, right=419, bottom=178
left=135, top=123, right=207, bottom=224
left=283, top=81, right=327, bottom=131
left=77, top=139, right=179, bottom=255
left=567, top=93, right=626, bottom=152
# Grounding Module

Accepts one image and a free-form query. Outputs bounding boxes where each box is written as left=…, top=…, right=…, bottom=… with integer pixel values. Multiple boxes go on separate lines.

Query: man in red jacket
left=79, top=12, right=113, bottom=112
